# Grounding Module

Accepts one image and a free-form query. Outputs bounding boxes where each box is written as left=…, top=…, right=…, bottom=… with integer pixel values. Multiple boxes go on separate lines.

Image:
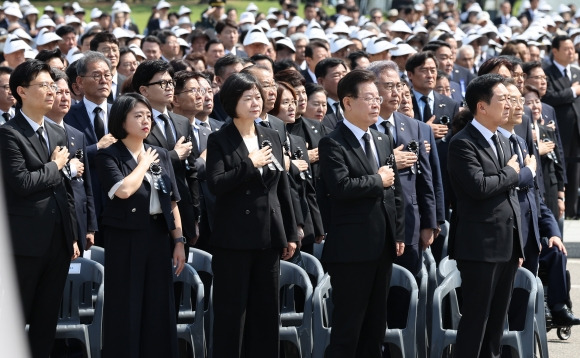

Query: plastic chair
left=279, top=260, right=314, bottom=358
left=55, top=257, right=104, bottom=358
left=187, top=248, right=213, bottom=357
left=436, top=256, right=457, bottom=284
left=174, top=264, right=205, bottom=358
left=439, top=221, right=450, bottom=261
left=312, top=274, right=332, bottom=358
left=416, top=263, right=429, bottom=358
left=534, top=276, right=549, bottom=358
left=423, top=249, right=438, bottom=349
left=430, top=269, right=462, bottom=358
left=89, top=246, right=105, bottom=266
left=501, top=268, right=538, bottom=358
left=301, top=252, right=325, bottom=287
left=384, top=264, right=419, bottom=358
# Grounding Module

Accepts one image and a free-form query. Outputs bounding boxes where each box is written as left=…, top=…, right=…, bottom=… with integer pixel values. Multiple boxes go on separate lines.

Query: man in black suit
left=300, top=40, right=330, bottom=84
left=46, top=69, right=98, bottom=253
left=319, top=69, right=405, bottom=358
left=423, top=41, right=466, bottom=103
left=448, top=74, right=524, bottom=357
left=64, top=51, right=116, bottom=246
left=521, top=0, right=540, bottom=24
left=0, top=59, right=80, bottom=357
left=493, top=1, right=513, bottom=26
left=90, top=31, right=126, bottom=104
left=211, top=54, right=244, bottom=122
left=542, top=35, right=580, bottom=218
left=316, top=58, right=349, bottom=124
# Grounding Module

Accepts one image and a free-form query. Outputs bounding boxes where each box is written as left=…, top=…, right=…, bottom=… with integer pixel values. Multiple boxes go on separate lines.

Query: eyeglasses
left=280, top=100, right=297, bottom=107
left=0, top=84, right=10, bottom=91
left=527, top=75, right=547, bottom=81
left=512, top=72, right=525, bottom=79
left=175, top=87, right=207, bottom=95
left=24, top=82, right=58, bottom=93
left=508, top=96, right=525, bottom=106
left=80, top=73, right=113, bottom=81
left=377, top=82, right=404, bottom=92
left=353, top=96, right=384, bottom=105
left=120, top=61, right=140, bottom=68
left=145, top=80, right=175, bottom=90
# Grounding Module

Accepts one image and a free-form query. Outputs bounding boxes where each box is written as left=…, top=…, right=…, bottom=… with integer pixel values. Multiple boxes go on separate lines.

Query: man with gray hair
left=290, top=32, right=309, bottom=70
left=64, top=51, right=115, bottom=246
left=456, top=44, right=476, bottom=75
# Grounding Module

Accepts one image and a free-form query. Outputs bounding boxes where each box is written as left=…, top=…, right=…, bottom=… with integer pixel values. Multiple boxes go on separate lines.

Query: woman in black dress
left=96, top=93, right=185, bottom=358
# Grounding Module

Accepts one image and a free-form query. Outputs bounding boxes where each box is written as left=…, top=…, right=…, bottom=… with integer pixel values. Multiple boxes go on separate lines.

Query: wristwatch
left=173, top=236, right=186, bottom=244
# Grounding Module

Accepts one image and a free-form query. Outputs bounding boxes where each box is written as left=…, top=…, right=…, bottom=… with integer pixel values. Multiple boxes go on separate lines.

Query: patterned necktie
left=37, top=126, right=49, bottom=160
left=421, top=96, right=432, bottom=122
left=363, top=133, right=379, bottom=173
left=93, top=107, right=105, bottom=140
left=159, top=114, right=176, bottom=148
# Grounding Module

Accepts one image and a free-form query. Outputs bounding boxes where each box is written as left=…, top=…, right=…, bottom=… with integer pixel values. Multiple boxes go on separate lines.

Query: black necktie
left=93, top=107, right=105, bottom=140
left=421, top=96, right=432, bottom=122
left=381, top=121, right=395, bottom=147
left=563, top=68, right=569, bottom=82
left=2, top=112, right=10, bottom=122
left=37, top=126, right=49, bottom=160
left=199, top=121, right=209, bottom=130
left=259, top=120, right=271, bottom=128
left=334, top=102, right=344, bottom=121
left=509, top=134, right=522, bottom=166
left=363, top=133, right=379, bottom=173
left=492, top=134, right=505, bottom=167
left=159, top=114, right=176, bottom=148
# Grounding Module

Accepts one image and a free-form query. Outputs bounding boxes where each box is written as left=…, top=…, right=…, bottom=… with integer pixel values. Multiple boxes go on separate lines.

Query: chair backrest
left=174, top=265, right=205, bottom=325
left=430, top=269, right=462, bottom=358
left=312, top=273, right=332, bottom=358
left=280, top=260, right=314, bottom=318
left=437, top=256, right=457, bottom=284
left=188, top=248, right=213, bottom=311
left=300, top=252, right=325, bottom=287
left=59, top=258, right=104, bottom=325
left=386, top=264, right=419, bottom=348
left=89, top=246, right=105, bottom=266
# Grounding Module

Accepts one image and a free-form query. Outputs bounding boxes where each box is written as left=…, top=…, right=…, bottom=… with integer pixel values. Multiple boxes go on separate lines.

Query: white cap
left=569, top=28, right=580, bottom=38
left=128, top=44, right=146, bottom=60
left=559, top=5, right=572, bottom=14
left=267, top=7, right=280, bottom=15
left=246, top=2, right=258, bottom=12
left=266, top=13, right=278, bottom=22
left=4, top=6, right=23, bottom=19
left=413, top=25, right=428, bottom=34
left=288, top=16, right=304, bottom=28
left=331, top=21, right=350, bottom=34
left=336, top=15, right=353, bottom=24
left=177, top=16, right=191, bottom=26
left=119, top=3, right=131, bottom=13
left=476, top=11, right=490, bottom=23
left=433, top=22, right=452, bottom=33
left=3, top=34, right=31, bottom=54
left=266, top=29, right=285, bottom=40
left=575, top=9, right=580, bottom=18
left=67, top=50, right=84, bottom=66
left=479, top=23, right=498, bottom=36
left=113, top=27, right=131, bottom=39
left=539, top=3, right=552, bottom=12
left=174, top=27, right=190, bottom=37
left=552, top=14, right=565, bottom=23
left=467, top=3, right=482, bottom=13
left=177, top=37, right=190, bottom=49
left=156, top=1, right=171, bottom=11
left=24, top=48, right=37, bottom=59
left=355, top=29, right=374, bottom=41
left=243, top=25, right=270, bottom=46
left=257, top=19, right=271, bottom=31
left=13, top=27, right=33, bottom=42
left=330, top=38, right=352, bottom=53
left=464, top=33, right=483, bottom=44
left=276, top=37, right=296, bottom=52
left=37, top=14, right=56, bottom=28
left=390, top=43, right=417, bottom=57
left=307, top=27, right=327, bottom=41
left=276, top=19, right=289, bottom=28
left=239, top=11, right=255, bottom=25
left=44, top=5, right=55, bottom=12
left=498, top=25, right=512, bottom=42
left=507, top=16, right=522, bottom=28
left=390, top=20, right=413, bottom=34
left=24, top=6, right=38, bottom=17
left=65, top=15, right=81, bottom=25
left=35, top=28, right=62, bottom=46
left=177, top=5, right=190, bottom=16
left=90, top=8, right=102, bottom=19
left=358, top=16, right=369, bottom=27
left=366, top=37, right=397, bottom=55
left=74, top=7, right=85, bottom=14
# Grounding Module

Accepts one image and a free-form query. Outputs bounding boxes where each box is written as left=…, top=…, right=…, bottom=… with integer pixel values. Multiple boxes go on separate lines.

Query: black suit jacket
left=0, top=112, right=77, bottom=257
left=321, top=113, right=339, bottom=130
left=206, top=121, right=297, bottom=250
left=542, top=63, right=580, bottom=158
left=447, top=122, right=523, bottom=262
left=451, top=64, right=476, bottom=87
left=300, top=68, right=315, bottom=84
left=211, top=92, right=229, bottom=123
left=318, top=122, right=405, bottom=263
left=540, top=102, right=566, bottom=181
left=107, top=73, right=126, bottom=104
left=144, top=112, right=199, bottom=241
left=287, top=116, right=328, bottom=180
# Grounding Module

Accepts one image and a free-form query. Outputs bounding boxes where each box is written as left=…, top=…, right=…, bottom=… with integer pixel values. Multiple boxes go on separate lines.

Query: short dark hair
left=108, top=93, right=153, bottom=139
left=90, top=31, right=119, bottom=51
left=157, top=30, right=177, bottom=45
left=305, top=40, right=329, bottom=59
left=523, top=84, right=540, bottom=97
left=205, top=39, right=224, bottom=53
left=250, top=54, right=274, bottom=69
left=478, top=57, right=513, bottom=76
left=405, top=51, right=438, bottom=73
left=55, top=25, right=75, bottom=37
left=35, top=48, right=65, bottom=64
left=270, top=81, right=296, bottom=117
left=65, top=61, right=79, bottom=95
left=274, top=68, right=306, bottom=87
left=219, top=72, right=263, bottom=119
left=133, top=60, right=173, bottom=94
left=347, top=50, right=369, bottom=70
left=215, top=19, right=238, bottom=34
left=141, top=35, right=162, bottom=48
left=80, top=29, right=100, bottom=47
left=552, top=35, right=571, bottom=50
left=169, top=59, right=192, bottom=73
left=436, top=70, right=450, bottom=81
left=214, top=54, right=244, bottom=78
left=315, top=57, right=347, bottom=79
left=174, top=70, right=204, bottom=93
left=0, top=66, right=13, bottom=76
left=187, top=29, right=210, bottom=46
left=273, top=59, right=300, bottom=73
left=52, top=68, right=68, bottom=83
left=521, top=61, right=542, bottom=76
left=464, top=73, right=506, bottom=115
left=305, top=82, right=325, bottom=98
left=10, top=59, right=54, bottom=105
left=337, top=69, right=376, bottom=110
left=422, top=40, right=451, bottom=53
left=75, top=51, right=112, bottom=76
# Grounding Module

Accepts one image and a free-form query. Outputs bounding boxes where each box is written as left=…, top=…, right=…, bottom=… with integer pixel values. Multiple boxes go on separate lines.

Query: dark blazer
left=412, top=90, right=460, bottom=124
left=318, top=122, right=405, bottom=263
left=321, top=112, right=340, bottom=130
left=95, top=141, right=179, bottom=231
left=205, top=117, right=223, bottom=132
left=63, top=122, right=98, bottom=251
left=449, top=80, right=463, bottom=103
left=300, top=68, right=315, bottom=84
left=260, top=114, right=287, bottom=146
left=447, top=122, right=523, bottom=262
left=0, top=112, right=77, bottom=257
left=107, top=73, right=127, bottom=104
left=542, top=63, right=580, bottom=158
left=144, top=112, right=199, bottom=242
left=286, top=116, right=328, bottom=180
left=451, top=64, right=476, bottom=87
left=206, top=121, right=298, bottom=250
left=541, top=102, right=566, bottom=181
left=211, top=92, right=229, bottom=123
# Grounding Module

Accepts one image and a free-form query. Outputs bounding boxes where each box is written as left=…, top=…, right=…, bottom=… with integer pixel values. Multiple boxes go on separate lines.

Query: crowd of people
left=1, top=0, right=580, bottom=357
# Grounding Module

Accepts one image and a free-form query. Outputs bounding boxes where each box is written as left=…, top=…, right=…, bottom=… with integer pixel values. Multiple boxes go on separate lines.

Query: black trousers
left=17, top=221, right=70, bottom=358
left=211, top=247, right=281, bottom=358
left=454, top=257, right=518, bottom=358
left=324, top=245, right=393, bottom=358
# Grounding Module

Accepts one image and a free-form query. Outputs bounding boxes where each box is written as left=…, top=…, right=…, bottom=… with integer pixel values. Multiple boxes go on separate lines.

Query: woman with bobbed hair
left=207, top=72, right=298, bottom=357
left=96, top=93, right=185, bottom=358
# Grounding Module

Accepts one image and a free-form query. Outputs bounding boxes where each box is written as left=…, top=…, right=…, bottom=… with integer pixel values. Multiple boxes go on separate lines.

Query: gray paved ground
left=544, top=220, right=580, bottom=357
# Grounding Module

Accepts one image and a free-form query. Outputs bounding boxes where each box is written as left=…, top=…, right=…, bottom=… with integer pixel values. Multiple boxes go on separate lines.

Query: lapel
left=255, top=124, right=275, bottom=186
left=224, top=121, right=252, bottom=165
left=467, top=122, right=502, bottom=170
left=149, top=118, right=169, bottom=148
left=117, top=141, right=138, bottom=173
left=73, top=101, right=98, bottom=144
left=371, top=129, right=388, bottom=166
left=411, top=94, right=421, bottom=121
left=198, top=123, right=212, bottom=152
left=548, top=64, right=570, bottom=89
left=338, top=122, right=375, bottom=174
left=45, top=121, right=65, bottom=154
left=14, top=113, right=47, bottom=161
left=433, top=92, right=448, bottom=119
left=300, top=117, right=321, bottom=146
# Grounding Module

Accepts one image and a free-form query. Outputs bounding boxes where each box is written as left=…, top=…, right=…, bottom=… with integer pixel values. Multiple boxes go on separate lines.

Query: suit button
left=271, top=209, right=275, bottom=214
left=131, top=208, right=136, bottom=212
left=245, top=190, right=251, bottom=195
left=245, top=210, right=250, bottom=215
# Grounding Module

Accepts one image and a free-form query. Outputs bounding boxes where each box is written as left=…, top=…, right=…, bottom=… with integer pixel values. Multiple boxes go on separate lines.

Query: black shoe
left=551, top=307, right=580, bottom=326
